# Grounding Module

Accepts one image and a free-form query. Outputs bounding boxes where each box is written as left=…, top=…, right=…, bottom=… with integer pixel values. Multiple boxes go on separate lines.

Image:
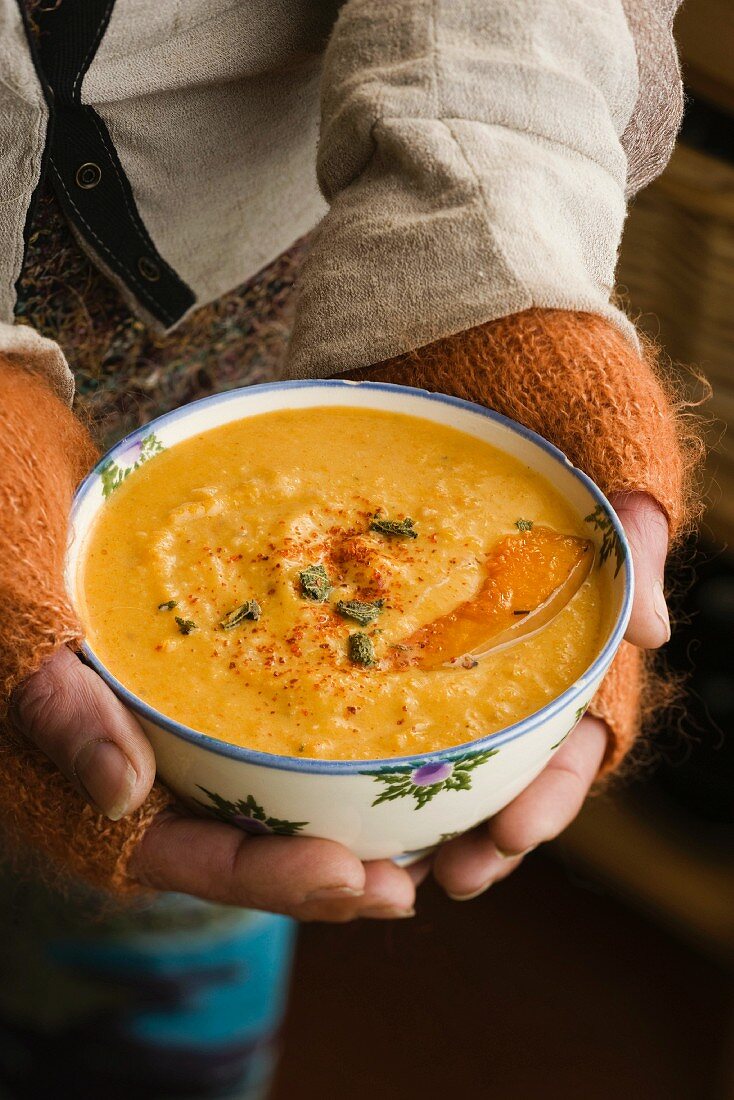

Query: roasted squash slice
left=391, top=527, right=593, bottom=670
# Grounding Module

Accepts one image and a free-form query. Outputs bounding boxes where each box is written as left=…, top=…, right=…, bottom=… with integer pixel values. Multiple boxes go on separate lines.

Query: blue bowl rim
left=71, top=378, right=633, bottom=775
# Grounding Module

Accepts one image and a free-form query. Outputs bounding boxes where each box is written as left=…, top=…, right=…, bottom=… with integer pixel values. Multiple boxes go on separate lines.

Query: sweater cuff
left=344, top=308, right=692, bottom=542
left=589, top=642, right=641, bottom=776
left=0, top=719, right=173, bottom=897
left=0, top=363, right=168, bottom=897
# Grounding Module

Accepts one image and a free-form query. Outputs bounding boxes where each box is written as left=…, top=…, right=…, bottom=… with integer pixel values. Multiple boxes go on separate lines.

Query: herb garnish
left=175, top=617, right=197, bottom=635
left=158, top=600, right=177, bottom=611
left=348, top=632, right=377, bottom=667
left=299, top=563, right=332, bottom=601
left=336, top=599, right=384, bottom=626
left=369, top=515, right=418, bottom=539
left=515, top=519, right=534, bottom=532
left=219, top=600, right=262, bottom=630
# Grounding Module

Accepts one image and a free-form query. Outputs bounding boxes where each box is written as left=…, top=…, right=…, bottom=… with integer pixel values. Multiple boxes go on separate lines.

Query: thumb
left=609, top=491, right=670, bottom=649
left=11, top=646, right=156, bottom=819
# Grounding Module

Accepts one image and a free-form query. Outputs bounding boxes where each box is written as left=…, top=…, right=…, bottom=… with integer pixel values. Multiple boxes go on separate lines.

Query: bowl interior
left=66, top=380, right=633, bottom=771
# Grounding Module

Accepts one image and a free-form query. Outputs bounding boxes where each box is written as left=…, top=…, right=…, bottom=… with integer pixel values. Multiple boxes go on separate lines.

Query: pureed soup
left=77, top=407, right=608, bottom=761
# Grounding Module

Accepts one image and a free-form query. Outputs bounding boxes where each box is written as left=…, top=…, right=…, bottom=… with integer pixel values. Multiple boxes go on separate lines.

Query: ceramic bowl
left=67, top=381, right=632, bottom=864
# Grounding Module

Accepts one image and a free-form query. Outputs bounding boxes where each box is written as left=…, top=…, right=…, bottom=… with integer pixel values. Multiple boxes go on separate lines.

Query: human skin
left=12, top=490, right=669, bottom=920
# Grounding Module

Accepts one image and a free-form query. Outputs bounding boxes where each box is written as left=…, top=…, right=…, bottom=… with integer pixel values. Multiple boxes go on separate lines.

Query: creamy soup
left=78, top=407, right=607, bottom=760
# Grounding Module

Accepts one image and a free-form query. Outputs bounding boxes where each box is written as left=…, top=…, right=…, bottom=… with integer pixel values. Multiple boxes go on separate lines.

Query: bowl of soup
left=67, top=381, right=632, bottom=863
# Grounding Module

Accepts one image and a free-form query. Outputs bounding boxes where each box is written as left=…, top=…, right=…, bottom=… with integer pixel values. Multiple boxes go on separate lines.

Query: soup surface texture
left=78, top=407, right=606, bottom=760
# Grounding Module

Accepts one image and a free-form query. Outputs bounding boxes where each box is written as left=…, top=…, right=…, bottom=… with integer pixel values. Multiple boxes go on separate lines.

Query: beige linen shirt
left=0, top=0, right=683, bottom=402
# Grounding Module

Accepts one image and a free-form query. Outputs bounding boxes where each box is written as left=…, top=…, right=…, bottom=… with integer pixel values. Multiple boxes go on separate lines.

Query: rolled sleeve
left=0, top=323, right=74, bottom=405
left=286, top=0, right=641, bottom=378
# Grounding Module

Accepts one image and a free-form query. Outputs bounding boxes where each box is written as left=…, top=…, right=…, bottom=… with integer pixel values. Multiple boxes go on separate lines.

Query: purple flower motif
left=232, top=815, right=272, bottom=835
left=195, top=788, right=308, bottom=835
left=411, top=761, right=453, bottom=787
left=368, top=749, right=498, bottom=809
left=117, top=438, right=144, bottom=467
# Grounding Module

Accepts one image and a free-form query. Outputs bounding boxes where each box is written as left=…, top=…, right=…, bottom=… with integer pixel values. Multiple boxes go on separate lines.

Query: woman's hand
left=429, top=490, right=669, bottom=899
left=11, top=647, right=419, bottom=921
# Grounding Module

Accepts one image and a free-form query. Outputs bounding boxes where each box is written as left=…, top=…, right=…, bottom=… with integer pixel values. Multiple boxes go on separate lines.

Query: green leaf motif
left=585, top=504, right=625, bottom=577
left=194, top=787, right=308, bottom=836
left=364, top=748, right=498, bottom=811
left=100, top=433, right=165, bottom=499
left=550, top=702, right=591, bottom=751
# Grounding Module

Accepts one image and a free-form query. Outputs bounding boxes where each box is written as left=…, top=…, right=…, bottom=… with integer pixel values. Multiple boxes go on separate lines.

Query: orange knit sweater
left=0, top=309, right=692, bottom=894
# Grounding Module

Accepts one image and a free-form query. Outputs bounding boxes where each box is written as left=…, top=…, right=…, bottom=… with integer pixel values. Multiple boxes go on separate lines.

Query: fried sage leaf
left=369, top=515, right=418, bottom=539
left=335, top=599, right=384, bottom=626
left=219, top=600, right=262, bottom=630
left=299, top=563, right=332, bottom=601
left=175, top=616, right=197, bottom=635
left=348, top=632, right=377, bottom=667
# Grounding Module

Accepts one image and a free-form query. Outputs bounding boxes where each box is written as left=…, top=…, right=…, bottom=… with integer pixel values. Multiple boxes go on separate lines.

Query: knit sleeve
left=341, top=307, right=698, bottom=773
left=286, top=0, right=648, bottom=379
left=0, top=322, right=74, bottom=405
left=0, top=360, right=170, bottom=894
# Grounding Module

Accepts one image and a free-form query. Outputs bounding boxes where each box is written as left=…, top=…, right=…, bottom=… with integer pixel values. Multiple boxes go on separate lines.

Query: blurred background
left=272, top=5, right=734, bottom=1098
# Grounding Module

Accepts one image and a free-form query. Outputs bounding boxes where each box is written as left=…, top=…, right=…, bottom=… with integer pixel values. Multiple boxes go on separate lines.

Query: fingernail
left=73, top=739, right=137, bottom=820
left=495, top=844, right=537, bottom=860
left=359, top=905, right=415, bottom=920
left=653, top=579, right=671, bottom=642
left=305, top=886, right=365, bottom=903
left=447, top=882, right=492, bottom=902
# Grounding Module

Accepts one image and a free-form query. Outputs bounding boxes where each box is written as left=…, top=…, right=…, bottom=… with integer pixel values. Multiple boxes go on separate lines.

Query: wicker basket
left=617, top=143, right=734, bottom=545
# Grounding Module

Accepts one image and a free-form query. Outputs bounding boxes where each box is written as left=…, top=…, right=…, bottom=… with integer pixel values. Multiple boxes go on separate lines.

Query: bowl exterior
left=141, top=661, right=605, bottom=863
left=68, top=380, right=632, bottom=863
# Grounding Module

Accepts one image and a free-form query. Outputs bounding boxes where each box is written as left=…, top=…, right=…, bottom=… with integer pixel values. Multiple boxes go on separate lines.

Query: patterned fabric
left=16, top=187, right=307, bottom=446
left=0, top=875, right=296, bottom=1099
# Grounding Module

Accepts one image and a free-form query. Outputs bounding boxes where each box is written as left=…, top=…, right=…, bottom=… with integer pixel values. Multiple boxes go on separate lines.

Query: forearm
left=285, top=0, right=685, bottom=380
left=0, top=361, right=170, bottom=894
left=342, top=308, right=698, bottom=773
left=0, top=323, right=74, bottom=406
left=0, top=360, right=93, bottom=697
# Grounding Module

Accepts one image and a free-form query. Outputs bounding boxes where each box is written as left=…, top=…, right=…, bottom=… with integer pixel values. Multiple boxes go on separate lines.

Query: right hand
left=12, top=647, right=421, bottom=921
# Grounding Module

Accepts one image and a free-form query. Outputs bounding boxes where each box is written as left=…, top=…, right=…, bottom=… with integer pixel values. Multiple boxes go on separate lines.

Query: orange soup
left=77, top=407, right=606, bottom=760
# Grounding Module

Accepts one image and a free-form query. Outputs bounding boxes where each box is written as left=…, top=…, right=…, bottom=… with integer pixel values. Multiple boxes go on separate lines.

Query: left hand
left=428, top=490, right=670, bottom=900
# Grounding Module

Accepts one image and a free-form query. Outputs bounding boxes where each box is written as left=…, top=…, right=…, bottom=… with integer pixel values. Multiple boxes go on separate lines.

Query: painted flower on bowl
left=365, top=748, right=499, bottom=810
left=116, top=438, right=144, bottom=466
left=411, top=762, right=453, bottom=786
left=231, top=814, right=273, bottom=835
left=100, top=432, right=164, bottom=498
left=194, top=788, right=308, bottom=836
